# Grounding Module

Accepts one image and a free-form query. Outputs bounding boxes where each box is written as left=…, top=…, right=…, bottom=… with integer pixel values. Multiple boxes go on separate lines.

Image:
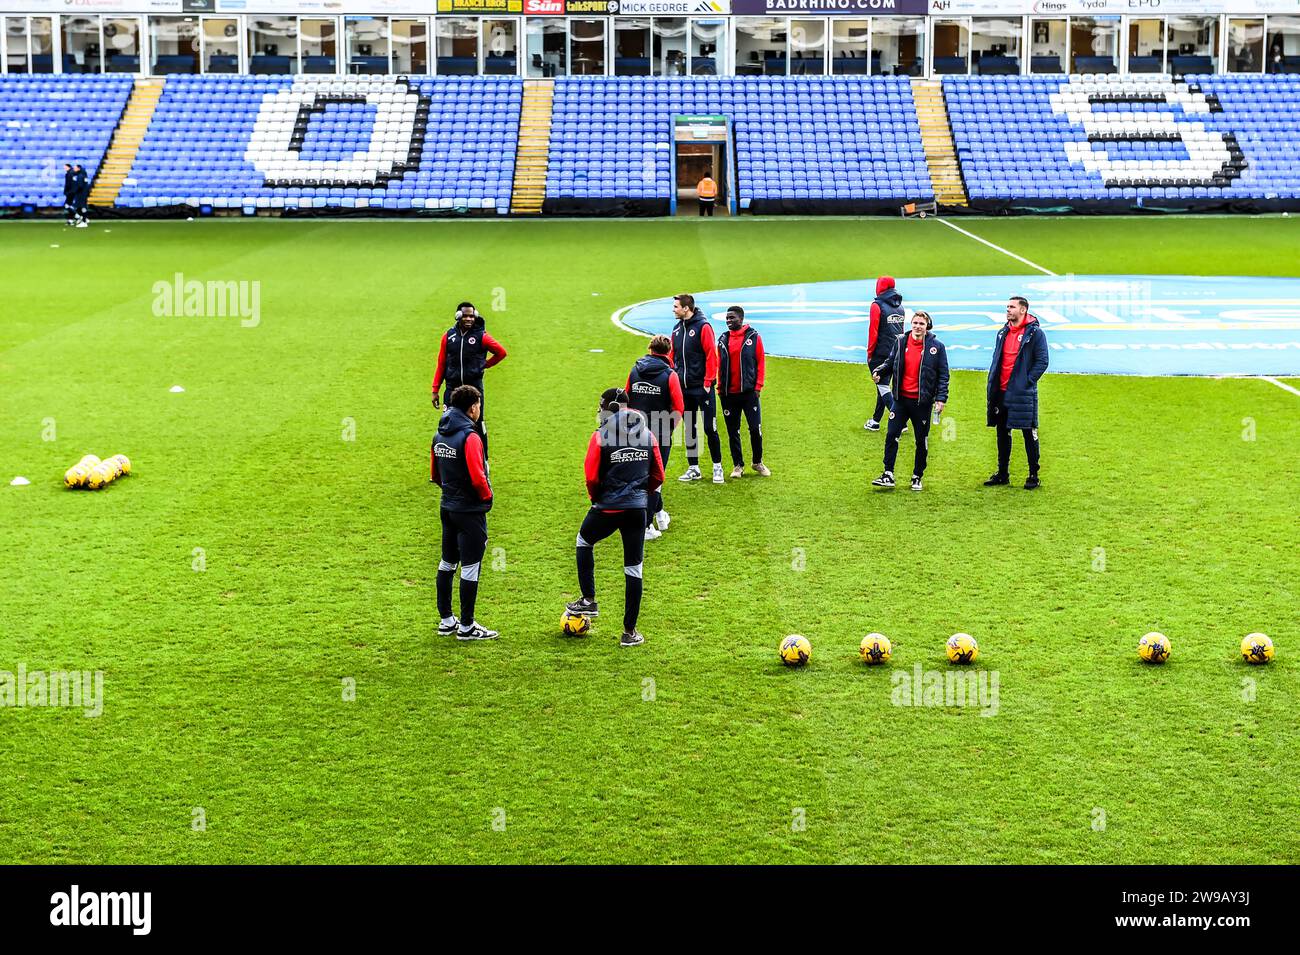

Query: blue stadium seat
left=945, top=74, right=1300, bottom=204
left=0, top=74, right=135, bottom=208
left=545, top=76, right=932, bottom=206
left=116, top=74, right=522, bottom=214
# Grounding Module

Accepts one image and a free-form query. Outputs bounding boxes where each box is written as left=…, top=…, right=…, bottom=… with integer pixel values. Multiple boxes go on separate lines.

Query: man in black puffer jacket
left=984, top=295, right=1050, bottom=490
left=625, top=335, right=683, bottom=539
left=865, top=275, right=906, bottom=432
left=62, top=163, right=76, bottom=225
left=869, top=310, right=949, bottom=492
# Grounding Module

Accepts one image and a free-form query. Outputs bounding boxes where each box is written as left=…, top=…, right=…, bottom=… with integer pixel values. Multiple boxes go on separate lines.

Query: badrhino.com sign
left=733, top=0, right=930, bottom=13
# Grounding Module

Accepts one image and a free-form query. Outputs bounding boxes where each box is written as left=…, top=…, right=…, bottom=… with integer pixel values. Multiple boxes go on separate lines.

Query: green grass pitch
left=1, top=216, right=1297, bottom=864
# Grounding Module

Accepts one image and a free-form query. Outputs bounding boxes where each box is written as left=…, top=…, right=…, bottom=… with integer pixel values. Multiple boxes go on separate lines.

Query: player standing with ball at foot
left=566, top=388, right=664, bottom=647
left=430, top=385, right=498, bottom=641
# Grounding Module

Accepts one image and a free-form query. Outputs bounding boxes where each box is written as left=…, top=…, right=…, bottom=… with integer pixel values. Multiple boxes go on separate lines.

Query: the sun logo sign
left=1050, top=76, right=1246, bottom=189
left=246, top=77, right=429, bottom=188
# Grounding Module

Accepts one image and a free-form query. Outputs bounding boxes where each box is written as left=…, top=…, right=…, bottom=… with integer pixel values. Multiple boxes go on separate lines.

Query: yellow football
left=859, top=633, right=892, bottom=665
left=109, top=454, right=131, bottom=476
left=63, top=464, right=90, bottom=488
left=946, top=632, right=979, bottom=664
left=561, top=611, right=591, bottom=637
left=1139, top=631, right=1171, bottom=664
left=1240, top=633, right=1274, bottom=665
left=85, top=463, right=115, bottom=490
left=77, top=454, right=101, bottom=471
left=779, top=634, right=811, bottom=667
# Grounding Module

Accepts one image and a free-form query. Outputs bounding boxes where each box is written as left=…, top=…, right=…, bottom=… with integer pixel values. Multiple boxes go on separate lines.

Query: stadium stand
left=946, top=74, right=1300, bottom=212
left=6, top=71, right=1300, bottom=217
left=116, top=75, right=521, bottom=213
left=544, top=76, right=933, bottom=215
left=0, top=74, right=134, bottom=210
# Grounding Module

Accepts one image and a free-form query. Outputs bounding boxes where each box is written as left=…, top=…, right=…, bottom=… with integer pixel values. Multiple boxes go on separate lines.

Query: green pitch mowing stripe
left=0, top=217, right=1297, bottom=864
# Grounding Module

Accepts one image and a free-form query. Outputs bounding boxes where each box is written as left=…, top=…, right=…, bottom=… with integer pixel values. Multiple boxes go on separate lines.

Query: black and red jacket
left=584, top=410, right=665, bottom=512
left=871, top=331, right=950, bottom=406
left=431, top=315, right=507, bottom=396
left=626, top=353, right=684, bottom=444
left=431, top=407, right=492, bottom=513
left=717, top=324, right=765, bottom=395
left=867, top=276, right=905, bottom=367
left=668, top=307, right=718, bottom=396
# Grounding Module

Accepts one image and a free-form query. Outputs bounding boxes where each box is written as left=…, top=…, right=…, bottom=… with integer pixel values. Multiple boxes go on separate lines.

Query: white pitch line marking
left=1261, top=376, right=1300, bottom=396
left=936, top=218, right=1057, bottom=276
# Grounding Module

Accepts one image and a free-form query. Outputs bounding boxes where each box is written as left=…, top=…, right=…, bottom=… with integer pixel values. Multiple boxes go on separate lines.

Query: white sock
left=441, top=616, right=456, bottom=627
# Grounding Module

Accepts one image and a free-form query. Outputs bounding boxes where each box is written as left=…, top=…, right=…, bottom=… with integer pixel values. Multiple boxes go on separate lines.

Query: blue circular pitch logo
left=616, top=275, right=1300, bottom=376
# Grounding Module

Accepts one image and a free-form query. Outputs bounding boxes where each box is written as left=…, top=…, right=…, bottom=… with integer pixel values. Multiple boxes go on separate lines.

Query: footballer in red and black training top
left=717, top=306, right=770, bottom=480
left=431, top=302, right=507, bottom=423
left=565, top=388, right=665, bottom=648
left=668, top=293, right=724, bottom=484
left=865, top=276, right=906, bottom=432
left=430, top=385, right=497, bottom=641
left=625, top=334, right=683, bottom=541
left=870, top=310, right=949, bottom=493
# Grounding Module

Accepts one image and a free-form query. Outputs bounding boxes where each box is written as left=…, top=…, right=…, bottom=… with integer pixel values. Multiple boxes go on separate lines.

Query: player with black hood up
left=865, top=276, right=906, bottom=432
left=625, top=334, right=683, bottom=540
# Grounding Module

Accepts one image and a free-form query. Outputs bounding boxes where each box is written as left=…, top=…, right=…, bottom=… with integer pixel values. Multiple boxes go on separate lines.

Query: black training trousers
left=437, top=509, right=488, bottom=625
left=576, top=508, right=645, bottom=634
left=721, top=391, right=763, bottom=467
left=990, top=390, right=1040, bottom=477
left=883, top=395, right=934, bottom=478
left=682, top=389, right=722, bottom=467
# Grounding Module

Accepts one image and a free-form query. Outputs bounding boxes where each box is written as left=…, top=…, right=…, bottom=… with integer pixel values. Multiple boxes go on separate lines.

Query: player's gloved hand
left=432, top=393, right=440, bottom=408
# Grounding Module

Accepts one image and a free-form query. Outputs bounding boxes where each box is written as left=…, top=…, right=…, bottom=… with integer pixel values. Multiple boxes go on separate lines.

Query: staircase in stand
left=911, top=78, right=969, bottom=209
left=510, top=80, right=554, bottom=215
left=88, top=77, right=165, bottom=208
